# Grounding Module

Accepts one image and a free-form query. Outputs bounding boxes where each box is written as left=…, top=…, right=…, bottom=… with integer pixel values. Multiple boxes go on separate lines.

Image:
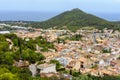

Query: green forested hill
left=29, top=8, right=119, bottom=31
left=1, top=8, right=120, bottom=31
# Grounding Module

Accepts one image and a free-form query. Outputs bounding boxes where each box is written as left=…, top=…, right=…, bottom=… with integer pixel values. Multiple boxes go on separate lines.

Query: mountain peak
left=71, top=8, right=84, bottom=12
left=72, top=8, right=80, bottom=10
left=37, top=8, right=115, bottom=31
left=67, top=8, right=86, bottom=15
left=71, top=8, right=81, bottom=11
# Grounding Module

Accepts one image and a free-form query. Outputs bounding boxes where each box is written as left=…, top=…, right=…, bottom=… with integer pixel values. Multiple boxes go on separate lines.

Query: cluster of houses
left=3, top=27, right=120, bottom=78
left=33, top=28, right=120, bottom=77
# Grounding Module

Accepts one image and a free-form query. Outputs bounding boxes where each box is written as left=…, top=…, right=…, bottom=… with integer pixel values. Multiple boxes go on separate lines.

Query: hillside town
left=0, top=22, right=120, bottom=80
left=0, top=0, right=120, bottom=79
left=1, top=23, right=120, bottom=78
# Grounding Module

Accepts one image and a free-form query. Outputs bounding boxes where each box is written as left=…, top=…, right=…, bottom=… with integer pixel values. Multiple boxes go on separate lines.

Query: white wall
left=40, top=65, right=56, bottom=73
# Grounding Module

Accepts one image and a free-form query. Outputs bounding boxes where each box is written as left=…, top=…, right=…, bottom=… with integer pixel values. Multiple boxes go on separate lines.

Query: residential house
left=37, top=63, right=57, bottom=73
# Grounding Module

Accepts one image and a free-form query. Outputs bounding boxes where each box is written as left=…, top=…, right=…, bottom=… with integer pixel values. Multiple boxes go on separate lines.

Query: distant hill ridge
left=1, top=8, right=120, bottom=31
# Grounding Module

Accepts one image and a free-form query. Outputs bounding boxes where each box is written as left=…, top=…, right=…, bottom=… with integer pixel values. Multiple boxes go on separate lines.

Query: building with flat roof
left=37, top=63, right=57, bottom=73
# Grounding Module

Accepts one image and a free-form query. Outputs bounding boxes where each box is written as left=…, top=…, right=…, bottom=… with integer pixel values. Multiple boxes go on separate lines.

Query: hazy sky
left=0, top=0, right=120, bottom=21
left=0, top=0, right=120, bottom=13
